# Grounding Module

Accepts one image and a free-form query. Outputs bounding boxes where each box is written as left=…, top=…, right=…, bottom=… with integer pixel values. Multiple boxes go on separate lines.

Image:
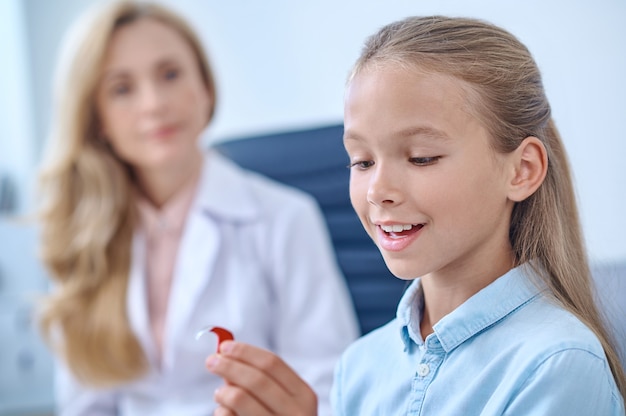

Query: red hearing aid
left=196, top=326, right=234, bottom=352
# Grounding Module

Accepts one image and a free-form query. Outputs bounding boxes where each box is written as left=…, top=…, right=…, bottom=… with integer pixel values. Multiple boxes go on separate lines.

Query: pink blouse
left=136, top=177, right=199, bottom=358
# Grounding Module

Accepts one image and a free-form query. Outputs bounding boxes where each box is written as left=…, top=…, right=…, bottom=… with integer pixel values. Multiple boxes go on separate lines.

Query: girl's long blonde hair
left=350, top=16, right=626, bottom=398
left=38, top=0, right=216, bottom=386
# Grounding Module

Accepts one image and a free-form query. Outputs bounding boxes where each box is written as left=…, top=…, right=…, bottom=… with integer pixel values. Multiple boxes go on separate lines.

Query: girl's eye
left=410, top=156, right=440, bottom=166
left=347, top=160, right=375, bottom=170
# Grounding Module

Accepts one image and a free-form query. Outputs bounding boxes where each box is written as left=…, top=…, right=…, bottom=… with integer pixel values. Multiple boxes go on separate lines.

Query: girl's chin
left=381, top=258, right=424, bottom=280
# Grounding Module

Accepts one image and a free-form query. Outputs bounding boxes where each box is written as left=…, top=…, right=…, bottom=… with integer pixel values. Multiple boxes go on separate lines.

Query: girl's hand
left=206, top=341, right=318, bottom=416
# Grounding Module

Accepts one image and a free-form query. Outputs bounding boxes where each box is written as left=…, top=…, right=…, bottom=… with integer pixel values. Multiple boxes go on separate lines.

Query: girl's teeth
left=381, top=224, right=415, bottom=232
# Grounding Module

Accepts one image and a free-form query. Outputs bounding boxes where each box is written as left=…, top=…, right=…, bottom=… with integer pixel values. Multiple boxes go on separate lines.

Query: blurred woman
left=36, top=1, right=358, bottom=415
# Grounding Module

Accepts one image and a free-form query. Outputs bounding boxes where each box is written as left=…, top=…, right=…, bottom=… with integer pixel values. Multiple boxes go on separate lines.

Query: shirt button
left=417, top=363, right=430, bottom=377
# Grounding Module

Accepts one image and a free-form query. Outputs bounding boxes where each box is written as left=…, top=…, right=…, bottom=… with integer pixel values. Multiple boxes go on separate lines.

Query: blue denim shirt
left=331, top=266, right=625, bottom=415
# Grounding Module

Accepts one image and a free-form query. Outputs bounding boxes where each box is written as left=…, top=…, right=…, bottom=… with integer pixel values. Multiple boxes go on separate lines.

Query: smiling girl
left=206, top=15, right=625, bottom=416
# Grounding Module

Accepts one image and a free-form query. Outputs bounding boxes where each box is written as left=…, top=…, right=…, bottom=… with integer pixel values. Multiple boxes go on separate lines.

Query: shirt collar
left=396, top=278, right=425, bottom=350
left=397, top=265, right=544, bottom=352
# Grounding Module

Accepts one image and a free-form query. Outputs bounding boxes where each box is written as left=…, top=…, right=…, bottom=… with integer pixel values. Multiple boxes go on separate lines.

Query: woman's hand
left=206, top=341, right=318, bottom=416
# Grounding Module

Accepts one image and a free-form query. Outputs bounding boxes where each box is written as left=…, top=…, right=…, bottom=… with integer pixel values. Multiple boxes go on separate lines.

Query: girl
left=206, top=15, right=626, bottom=415
left=36, top=1, right=358, bottom=415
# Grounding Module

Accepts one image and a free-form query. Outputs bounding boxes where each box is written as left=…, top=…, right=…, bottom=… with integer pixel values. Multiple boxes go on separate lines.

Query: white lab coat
left=56, top=151, right=359, bottom=416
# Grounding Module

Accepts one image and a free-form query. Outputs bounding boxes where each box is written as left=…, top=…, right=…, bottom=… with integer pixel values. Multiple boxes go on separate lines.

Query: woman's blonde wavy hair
left=37, top=0, right=216, bottom=386
left=350, top=15, right=626, bottom=398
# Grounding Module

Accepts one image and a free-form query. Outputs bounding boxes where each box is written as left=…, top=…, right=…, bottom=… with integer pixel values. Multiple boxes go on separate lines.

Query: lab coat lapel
left=161, top=151, right=260, bottom=369
left=162, top=209, right=220, bottom=369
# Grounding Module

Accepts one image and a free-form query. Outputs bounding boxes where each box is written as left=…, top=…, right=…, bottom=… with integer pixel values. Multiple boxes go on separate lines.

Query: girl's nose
left=366, top=165, right=403, bottom=206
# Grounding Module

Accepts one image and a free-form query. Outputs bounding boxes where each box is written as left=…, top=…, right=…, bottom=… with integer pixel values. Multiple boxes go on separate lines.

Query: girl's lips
left=376, top=223, right=424, bottom=252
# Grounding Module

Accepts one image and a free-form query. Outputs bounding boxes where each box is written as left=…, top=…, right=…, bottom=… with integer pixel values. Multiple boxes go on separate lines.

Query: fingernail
left=206, top=355, right=219, bottom=369
left=220, top=340, right=234, bottom=354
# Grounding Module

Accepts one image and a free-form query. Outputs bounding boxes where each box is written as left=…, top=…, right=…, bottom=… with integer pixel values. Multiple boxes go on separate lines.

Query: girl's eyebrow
left=343, top=125, right=451, bottom=142
left=396, top=126, right=451, bottom=141
left=343, top=130, right=364, bottom=143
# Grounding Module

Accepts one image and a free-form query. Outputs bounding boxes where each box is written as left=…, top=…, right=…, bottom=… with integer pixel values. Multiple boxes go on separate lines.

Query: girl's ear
left=507, top=136, right=548, bottom=202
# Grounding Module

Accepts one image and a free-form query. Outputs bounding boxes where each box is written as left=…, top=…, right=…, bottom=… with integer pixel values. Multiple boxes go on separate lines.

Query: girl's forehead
left=351, top=64, right=485, bottom=122
left=344, top=64, right=492, bottom=147
left=347, top=65, right=473, bottom=110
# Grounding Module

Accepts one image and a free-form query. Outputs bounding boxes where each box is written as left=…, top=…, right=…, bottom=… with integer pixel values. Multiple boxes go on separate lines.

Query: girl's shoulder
left=506, top=294, right=607, bottom=358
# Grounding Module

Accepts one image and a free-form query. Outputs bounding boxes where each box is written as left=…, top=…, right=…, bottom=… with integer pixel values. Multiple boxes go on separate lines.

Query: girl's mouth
left=376, top=223, right=425, bottom=252
left=379, top=223, right=424, bottom=238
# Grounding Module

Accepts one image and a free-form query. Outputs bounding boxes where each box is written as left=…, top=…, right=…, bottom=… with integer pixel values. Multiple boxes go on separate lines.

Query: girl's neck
left=419, top=251, right=515, bottom=340
left=135, top=150, right=203, bottom=208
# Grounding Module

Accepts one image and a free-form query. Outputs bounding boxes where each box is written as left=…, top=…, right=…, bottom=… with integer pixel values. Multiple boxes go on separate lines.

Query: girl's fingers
left=206, top=341, right=317, bottom=415
left=218, top=341, right=314, bottom=396
left=214, top=385, right=273, bottom=416
left=207, top=352, right=309, bottom=415
left=213, top=406, right=236, bottom=416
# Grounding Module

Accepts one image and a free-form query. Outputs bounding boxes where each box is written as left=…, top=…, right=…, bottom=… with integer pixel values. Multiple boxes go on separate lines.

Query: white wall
left=17, top=0, right=626, bottom=262
left=0, top=0, right=36, bottom=213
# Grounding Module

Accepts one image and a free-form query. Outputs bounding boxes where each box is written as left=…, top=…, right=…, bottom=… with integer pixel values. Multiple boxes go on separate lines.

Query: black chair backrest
left=214, top=124, right=408, bottom=335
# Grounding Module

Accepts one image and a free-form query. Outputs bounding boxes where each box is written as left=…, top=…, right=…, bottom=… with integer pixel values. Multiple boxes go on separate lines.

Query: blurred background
left=1, top=0, right=625, bottom=414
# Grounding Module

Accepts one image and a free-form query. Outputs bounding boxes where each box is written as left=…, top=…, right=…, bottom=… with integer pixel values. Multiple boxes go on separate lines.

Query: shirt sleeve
left=504, top=348, right=625, bottom=415
left=55, top=358, right=119, bottom=416
left=267, top=193, right=359, bottom=416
